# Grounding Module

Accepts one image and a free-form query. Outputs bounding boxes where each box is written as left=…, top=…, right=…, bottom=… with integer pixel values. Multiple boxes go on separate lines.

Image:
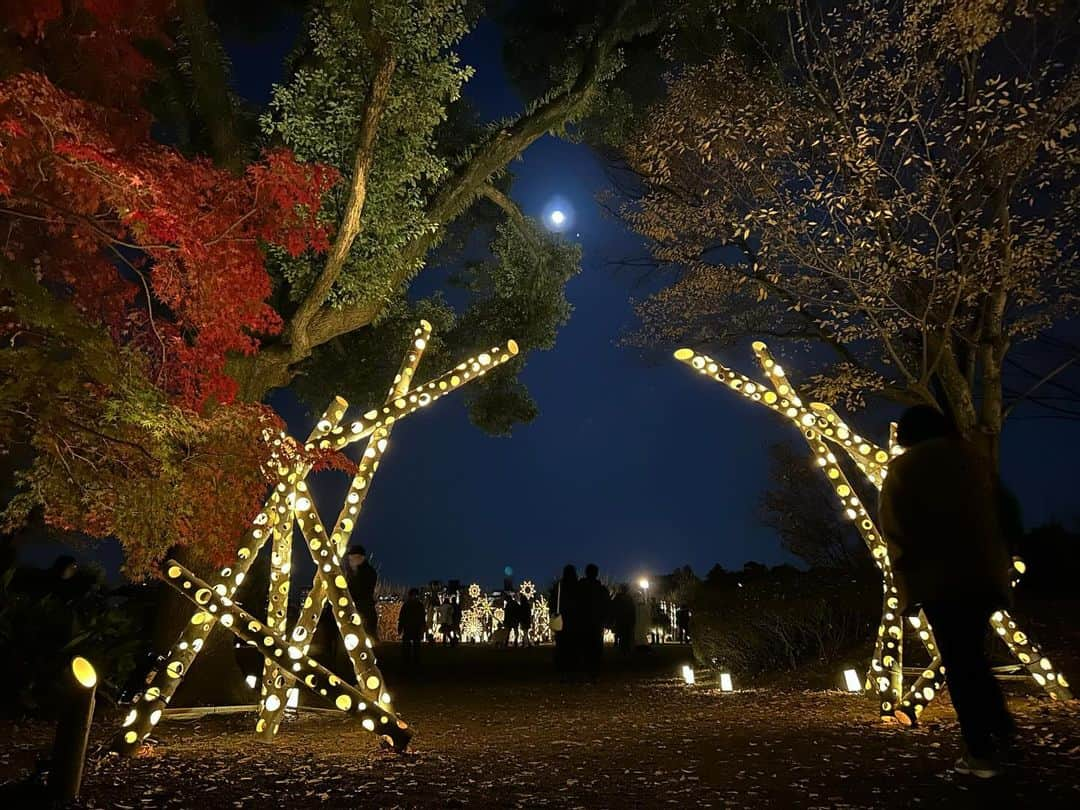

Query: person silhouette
left=879, top=405, right=1016, bottom=777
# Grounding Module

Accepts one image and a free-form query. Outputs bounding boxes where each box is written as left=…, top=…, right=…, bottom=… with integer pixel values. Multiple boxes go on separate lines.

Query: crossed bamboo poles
left=675, top=342, right=1071, bottom=724
left=112, top=323, right=518, bottom=754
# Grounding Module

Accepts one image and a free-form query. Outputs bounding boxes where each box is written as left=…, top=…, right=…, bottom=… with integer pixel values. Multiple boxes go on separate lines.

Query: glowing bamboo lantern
left=160, top=560, right=411, bottom=751
left=50, top=657, right=97, bottom=801
left=675, top=342, right=1072, bottom=723
left=112, top=324, right=520, bottom=756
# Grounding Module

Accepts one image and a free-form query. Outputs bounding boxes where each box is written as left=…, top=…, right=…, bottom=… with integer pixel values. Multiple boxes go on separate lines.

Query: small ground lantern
left=843, top=669, right=863, bottom=693
left=51, top=656, right=97, bottom=801
left=681, top=665, right=695, bottom=685
left=718, top=673, right=734, bottom=692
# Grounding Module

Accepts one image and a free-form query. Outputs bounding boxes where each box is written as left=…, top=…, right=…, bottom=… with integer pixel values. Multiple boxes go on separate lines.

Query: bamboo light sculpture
left=112, top=323, right=519, bottom=754
left=675, top=342, right=1072, bottom=724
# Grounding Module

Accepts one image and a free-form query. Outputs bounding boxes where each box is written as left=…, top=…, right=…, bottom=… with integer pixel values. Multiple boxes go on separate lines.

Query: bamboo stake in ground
left=674, top=342, right=1071, bottom=724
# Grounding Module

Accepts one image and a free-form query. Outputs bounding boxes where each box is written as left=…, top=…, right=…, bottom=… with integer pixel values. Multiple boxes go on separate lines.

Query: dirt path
left=4, top=671, right=1078, bottom=808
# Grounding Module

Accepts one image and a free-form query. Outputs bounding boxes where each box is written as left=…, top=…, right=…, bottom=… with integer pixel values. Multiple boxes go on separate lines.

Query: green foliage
left=0, top=559, right=151, bottom=717
left=0, top=260, right=281, bottom=577
left=499, top=0, right=787, bottom=148
left=262, top=0, right=475, bottom=309
left=294, top=219, right=579, bottom=434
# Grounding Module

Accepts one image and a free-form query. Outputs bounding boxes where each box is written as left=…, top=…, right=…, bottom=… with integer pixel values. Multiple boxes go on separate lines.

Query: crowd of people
left=548, top=563, right=688, bottom=682
left=331, top=545, right=692, bottom=684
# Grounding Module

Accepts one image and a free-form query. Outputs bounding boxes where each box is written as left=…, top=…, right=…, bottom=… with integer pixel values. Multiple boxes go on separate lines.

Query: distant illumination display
left=550, top=210, right=565, bottom=226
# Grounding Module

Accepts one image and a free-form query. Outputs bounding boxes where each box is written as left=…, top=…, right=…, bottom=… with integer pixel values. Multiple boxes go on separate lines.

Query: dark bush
left=0, top=558, right=152, bottom=717
left=691, top=565, right=879, bottom=678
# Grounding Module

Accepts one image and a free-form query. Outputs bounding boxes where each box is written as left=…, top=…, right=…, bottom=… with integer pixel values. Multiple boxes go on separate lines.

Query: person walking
left=611, top=584, right=636, bottom=655
left=516, top=592, right=533, bottom=647
left=551, top=565, right=579, bottom=679
left=436, top=595, right=453, bottom=644
left=397, top=588, right=426, bottom=675
left=450, top=594, right=462, bottom=647
left=345, top=544, right=379, bottom=641
left=576, top=564, right=611, bottom=683
left=879, top=405, right=1017, bottom=778
left=633, top=590, right=652, bottom=652
left=676, top=606, right=691, bottom=644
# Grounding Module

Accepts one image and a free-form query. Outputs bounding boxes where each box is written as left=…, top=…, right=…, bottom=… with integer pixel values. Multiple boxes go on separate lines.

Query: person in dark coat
left=450, top=595, right=462, bottom=646
left=611, top=584, right=636, bottom=655
left=516, top=592, right=533, bottom=647
left=879, top=405, right=1016, bottom=777
left=675, top=606, right=691, bottom=644
left=398, top=589, right=426, bottom=673
left=552, top=565, right=579, bottom=678
left=576, top=564, right=611, bottom=683
left=345, top=544, right=379, bottom=641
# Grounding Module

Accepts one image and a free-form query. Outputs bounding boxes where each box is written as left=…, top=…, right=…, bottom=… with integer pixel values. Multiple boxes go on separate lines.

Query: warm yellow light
left=674, top=339, right=1074, bottom=722
left=843, top=668, right=862, bottom=692
left=638, top=578, right=650, bottom=590
left=71, top=656, right=97, bottom=689
left=719, top=673, right=733, bottom=692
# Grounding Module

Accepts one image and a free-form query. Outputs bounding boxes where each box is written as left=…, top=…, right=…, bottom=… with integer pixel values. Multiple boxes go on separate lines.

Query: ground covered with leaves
left=3, top=646, right=1079, bottom=808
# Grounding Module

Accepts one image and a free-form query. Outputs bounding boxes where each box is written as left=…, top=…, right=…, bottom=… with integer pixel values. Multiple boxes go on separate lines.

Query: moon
left=550, top=210, right=566, bottom=226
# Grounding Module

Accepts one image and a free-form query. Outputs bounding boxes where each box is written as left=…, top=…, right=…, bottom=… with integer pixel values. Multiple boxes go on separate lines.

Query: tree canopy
left=620, top=0, right=1079, bottom=455
left=0, top=0, right=735, bottom=574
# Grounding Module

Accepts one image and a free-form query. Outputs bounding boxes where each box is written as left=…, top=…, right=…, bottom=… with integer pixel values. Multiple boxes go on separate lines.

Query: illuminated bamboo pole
left=109, top=398, right=349, bottom=756
left=674, top=346, right=907, bottom=716
left=327, top=340, right=520, bottom=453
left=157, top=560, right=411, bottom=751
left=680, top=344, right=952, bottom=718
left=279, top=340, right=518, bottom=680
left=256, top=321, right=432, bottom=737
left=674, top=342, right=1071, bottom=722
left=991, top=609, right=1072, bottom=700
left=675, top=346, right=937, bottom=719
left=50, top=657, right=98, bottom=801
left=276, top=338, right=518, bottom=662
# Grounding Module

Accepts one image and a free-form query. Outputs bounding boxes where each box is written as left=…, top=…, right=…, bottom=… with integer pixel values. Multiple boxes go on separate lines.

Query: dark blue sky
left=269, top=17, right=1079, bottom=590
left=23, top=11, right=1080, bottom=588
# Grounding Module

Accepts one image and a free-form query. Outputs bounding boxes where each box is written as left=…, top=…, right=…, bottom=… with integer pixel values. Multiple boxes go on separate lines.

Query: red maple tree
left=0, top=2, right=342, bottom=573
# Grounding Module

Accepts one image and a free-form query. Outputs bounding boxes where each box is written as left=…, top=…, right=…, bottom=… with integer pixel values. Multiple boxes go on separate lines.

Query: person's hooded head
left=584, top=563, right=599, bottom=580
left=895, top=405, right=955, bottom=449
left=561, top=564, right=577, bottom=583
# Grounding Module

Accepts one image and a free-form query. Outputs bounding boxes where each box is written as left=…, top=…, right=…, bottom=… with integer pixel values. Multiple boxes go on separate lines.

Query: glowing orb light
left=550, top=210, right=566, bottom=226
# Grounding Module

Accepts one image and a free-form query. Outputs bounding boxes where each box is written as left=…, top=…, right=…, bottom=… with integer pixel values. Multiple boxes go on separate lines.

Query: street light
left=638, top=578, right=650, bottom=592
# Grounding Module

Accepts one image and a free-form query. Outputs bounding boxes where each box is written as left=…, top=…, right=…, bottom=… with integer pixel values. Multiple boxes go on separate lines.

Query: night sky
left=23, top=12, right=1080, bottom=588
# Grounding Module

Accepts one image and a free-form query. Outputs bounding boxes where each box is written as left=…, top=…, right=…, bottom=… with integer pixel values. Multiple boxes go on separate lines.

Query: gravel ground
left=3, top=649, right=1079, bottom=809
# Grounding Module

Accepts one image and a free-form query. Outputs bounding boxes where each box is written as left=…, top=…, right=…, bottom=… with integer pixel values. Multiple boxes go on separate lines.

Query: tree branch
left=479, top=183, right=536, bottom=244
left=286, top=44, right=398, bottom=352
left=303, top=0, right=657, bottom=349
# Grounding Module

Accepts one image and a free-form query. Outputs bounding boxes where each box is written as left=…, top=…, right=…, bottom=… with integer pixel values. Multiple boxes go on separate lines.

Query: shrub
left=0, top=558, right=151, bottom=717
left=691, top=565, right=878, bottom=678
